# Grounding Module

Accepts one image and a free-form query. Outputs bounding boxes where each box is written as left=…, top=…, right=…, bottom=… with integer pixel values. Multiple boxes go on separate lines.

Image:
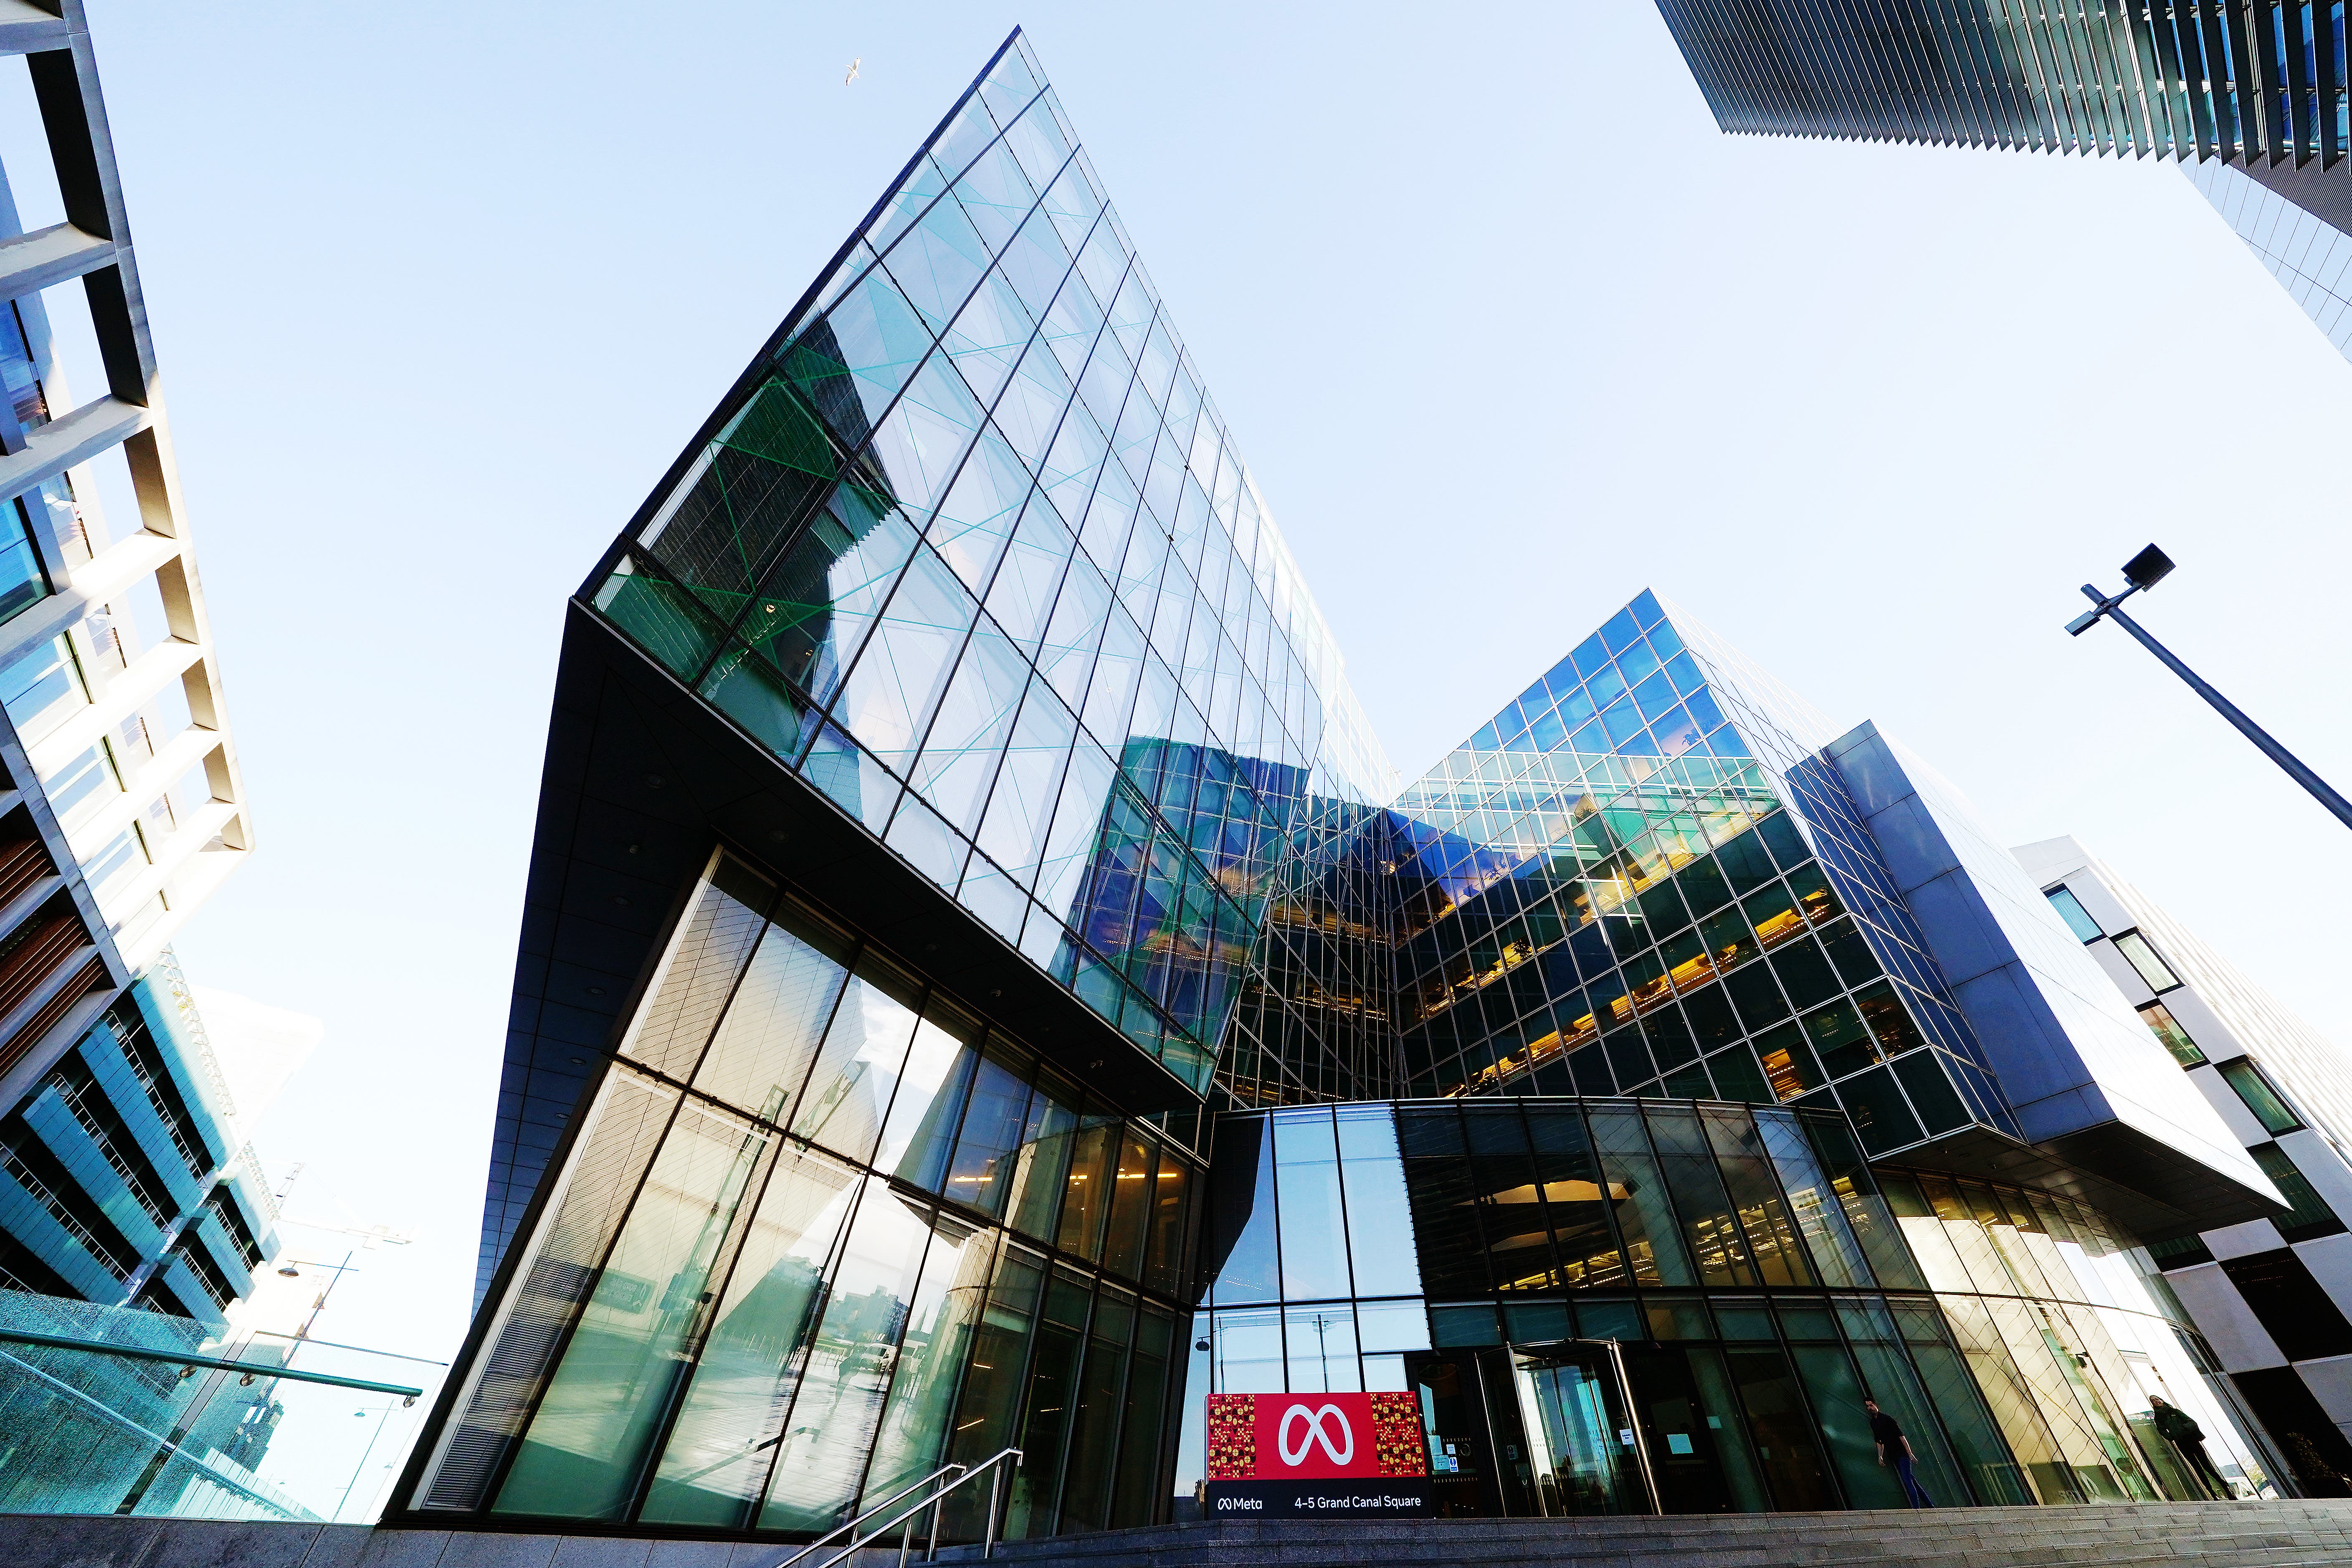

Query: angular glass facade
left=1190, top=1100, right=2278, bottom=1513
left=580, top=33, right=1391, bottom=1095
left=417, top=28, right=2310, bottom=1548
left=420, top=851, right=1196, bottom=1534
left=1386, top=591, right=2015, bottom=1158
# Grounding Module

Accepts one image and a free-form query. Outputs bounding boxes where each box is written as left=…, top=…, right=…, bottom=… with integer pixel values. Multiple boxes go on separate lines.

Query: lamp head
left=2122, top=544, right=2174, bottom=592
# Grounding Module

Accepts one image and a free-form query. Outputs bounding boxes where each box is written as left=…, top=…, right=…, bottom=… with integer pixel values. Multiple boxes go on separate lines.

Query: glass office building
left=1651, top=0, right=2352, bottom=367
left=1192, top=1100, right=2273, bottom=1512
left=400, top=29, right=2315, bottom=1544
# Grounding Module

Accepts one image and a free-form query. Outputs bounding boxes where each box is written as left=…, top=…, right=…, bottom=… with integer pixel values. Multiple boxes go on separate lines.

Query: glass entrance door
left=1507, top=1344, right=1656, bottom=1516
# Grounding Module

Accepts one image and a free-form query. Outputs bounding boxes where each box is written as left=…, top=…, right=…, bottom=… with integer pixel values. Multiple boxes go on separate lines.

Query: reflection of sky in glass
left=590, top=35, right=1393, bottom=1091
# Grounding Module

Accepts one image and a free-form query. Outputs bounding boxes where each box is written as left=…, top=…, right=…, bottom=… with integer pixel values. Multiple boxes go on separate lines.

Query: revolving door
left=1509, top=1341, right=1658, bottom=1515
left=1405, top=1340, right=1662, bottom=1517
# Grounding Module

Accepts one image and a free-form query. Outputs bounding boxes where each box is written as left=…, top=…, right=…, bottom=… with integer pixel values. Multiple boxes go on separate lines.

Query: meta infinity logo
left=1276, top=1403, right=1354, bottom=1468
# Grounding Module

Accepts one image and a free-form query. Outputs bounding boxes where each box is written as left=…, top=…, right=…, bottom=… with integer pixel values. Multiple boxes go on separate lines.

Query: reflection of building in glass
left=1651, top=1, right=2352, bottom=365
left=403, top=27, right=2341, bottom=1547
left=2020, top=838, right=2352, bottom=1498
left=1192, top=1101, right=2276, bottom=1512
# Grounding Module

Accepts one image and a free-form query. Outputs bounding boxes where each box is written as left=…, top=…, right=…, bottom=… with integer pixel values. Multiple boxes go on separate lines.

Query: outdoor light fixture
left=2122, top=543, right=2174, bottom=592
left=2067, top=543, right=2352, bottom=831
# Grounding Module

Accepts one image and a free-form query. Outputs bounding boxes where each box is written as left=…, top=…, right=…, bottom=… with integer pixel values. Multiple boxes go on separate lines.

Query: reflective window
left=2217, top=1059, right=2302, bottom=1136
left=2043, top=886, right=2101, bottom=942
left=2111, top=931, right=2180, bottom=994
left=0, top=633, right=84, bottom=743
left=2248, top=1144, right=2346, bottom=1243
left=2136, top=1002, right=2203, bottom=1067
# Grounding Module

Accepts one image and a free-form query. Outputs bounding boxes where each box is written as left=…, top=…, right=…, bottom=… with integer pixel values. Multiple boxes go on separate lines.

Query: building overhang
left=524, top=599, right=1203, bottom=1117
left=1889, top=1120, right=2290, bottom=1244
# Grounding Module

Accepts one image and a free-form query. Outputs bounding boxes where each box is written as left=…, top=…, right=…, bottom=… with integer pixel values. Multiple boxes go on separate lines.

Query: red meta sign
left=1205, top=1393, right=1427, bottom=1481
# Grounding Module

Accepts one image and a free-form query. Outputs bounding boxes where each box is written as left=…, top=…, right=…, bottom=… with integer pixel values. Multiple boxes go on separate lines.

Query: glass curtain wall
left=1387, top=592, right=2012, bottom=1161
left=581, top=33, right=1396, bottom=1101
left=418, top=852, right=1198, bottom=1540
left=1180, top=1099, right=2266, bottom=1515
left=1875, top=1168, right=2278, bottom=1504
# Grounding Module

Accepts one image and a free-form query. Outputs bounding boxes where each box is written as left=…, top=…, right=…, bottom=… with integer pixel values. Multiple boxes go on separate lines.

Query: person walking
left=2150, top=1395, right=2231, bottom=1498
left=1865, top=1398, right=1934, bottom=1507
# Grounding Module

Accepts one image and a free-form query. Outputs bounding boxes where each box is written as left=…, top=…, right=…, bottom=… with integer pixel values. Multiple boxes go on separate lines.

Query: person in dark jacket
left=1864, top=1398, right=1934, bottom=1507
left=2150, top=1395, right=2230, bottom=1497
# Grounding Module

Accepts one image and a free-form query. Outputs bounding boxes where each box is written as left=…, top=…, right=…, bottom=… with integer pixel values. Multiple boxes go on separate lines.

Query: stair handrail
left=774, top=1447, right=1024, bottom=1568
left=770, top=1462, right=962, bottom=1568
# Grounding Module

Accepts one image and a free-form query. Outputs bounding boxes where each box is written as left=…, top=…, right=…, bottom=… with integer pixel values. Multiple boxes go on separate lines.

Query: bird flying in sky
left=845, top=57, right=860, bottom=86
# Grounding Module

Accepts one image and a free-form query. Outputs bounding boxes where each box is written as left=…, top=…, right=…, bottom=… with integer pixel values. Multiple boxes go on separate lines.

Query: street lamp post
left=2066, top=543, right=2352, bottom=832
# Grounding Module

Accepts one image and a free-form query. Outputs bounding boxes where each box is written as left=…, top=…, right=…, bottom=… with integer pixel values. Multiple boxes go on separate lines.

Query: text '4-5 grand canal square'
left=386, top=29, right=2352, bottom=1548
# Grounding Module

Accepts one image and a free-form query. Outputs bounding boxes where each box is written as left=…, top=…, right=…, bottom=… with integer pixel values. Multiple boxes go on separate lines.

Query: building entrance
left=1405, top=1341, right=1666, bottom=1518
left=1504, top=1342, right=1658, bottom=1516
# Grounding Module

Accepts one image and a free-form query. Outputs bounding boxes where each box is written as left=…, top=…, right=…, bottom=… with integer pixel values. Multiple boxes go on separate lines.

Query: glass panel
left=1007, top=1268, right=1093, bottom=1537
left=1754, top=1113, right=1868, bottom=1288
left=862, top=1216, right=998, bottom=1509
left=641, top=1145, right=862, bottom=1527
left=1056, top=1118, right=1117, bottom=1261
left=2112, top=931, right=2180, bottom=992
left=1206, top=1117, right=1278, bottom=1304
left=2251, top=1142, right=2344, bottom=1239
left=2218, top=1059, right=2303, bottom=1135
left=1109, top=1306, right=1172, bottom=1526
left=1269, top=1111, right=1349, bottom=1299
left=1722, top=1346, right=1838, bottom=1509
left=791, top=952, right=927, bottom=1164
left=1007, top=1079, right=1079, bottom=1242
left=1699, top=1107, right=1813, bottom=1288
left=0, top=633, right=86, bottom=743
left=1623, top=1345, right=1749, bottom=1514
left=495, top=1099, right=775, bottom=1520
left=1208, top=1303, right=1284, bottom=1393
left=1586, top=1104, right=1692, bottom=1287
left=1056, top=1288, right=1134, bottom=1535
left=1101, top=1133, right=1156, bottom=1281
left=2043, top=886, right=2101, bottom=941
left=1336, top=1105, right=1420, bottom=1298
left=757, top=1178, right=937, bottom=1531
left=1787, top=1343, right=1903, bottom=1507
left=1641, top=1105, right=1752, bottom=1288
left=1400, top=1108, right=1488, bottom=1299
left=1282, top=1302, right=1362, bottom=1395
left=1527, top=1105, right=1624, bottom=1290
left=879, top=996, right=983, bottom=1188
left=2137, top=1002, right=2204, bottom=1067
left=1891, top=1301, right=2031, bottom=1505
left=942, top=1041, right=1033, bottom=1217
left=0, top=498, right=48, bottom=626
left=940, top=1244, right=1045, bottom=1536
left=1683, top=1345, right=1771, bottom=1511
left=691, top=899, right=854, bottom=1120
left=1142, top=1153, right=1193, bottom=1297
left=1467, top=1106, right=1556, bottom=1293
left=620, top=859, right=774, bottom=1080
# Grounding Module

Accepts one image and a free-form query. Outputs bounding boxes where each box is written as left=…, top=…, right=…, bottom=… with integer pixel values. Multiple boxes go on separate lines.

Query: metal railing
left=0, top=1326, right=424, bottom=1398
left=774, top=1447, right=1023, bottom=1568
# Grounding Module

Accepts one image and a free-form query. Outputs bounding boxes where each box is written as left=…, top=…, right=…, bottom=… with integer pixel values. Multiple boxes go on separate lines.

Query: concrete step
left=932, top=1499, right=2352, bottom=1568
left=10, top=1502, right=2352, bottom=1568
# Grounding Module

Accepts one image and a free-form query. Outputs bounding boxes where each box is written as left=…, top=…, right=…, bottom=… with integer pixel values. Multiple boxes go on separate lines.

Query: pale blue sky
left=46, top=4, right=2352, bottom=1365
